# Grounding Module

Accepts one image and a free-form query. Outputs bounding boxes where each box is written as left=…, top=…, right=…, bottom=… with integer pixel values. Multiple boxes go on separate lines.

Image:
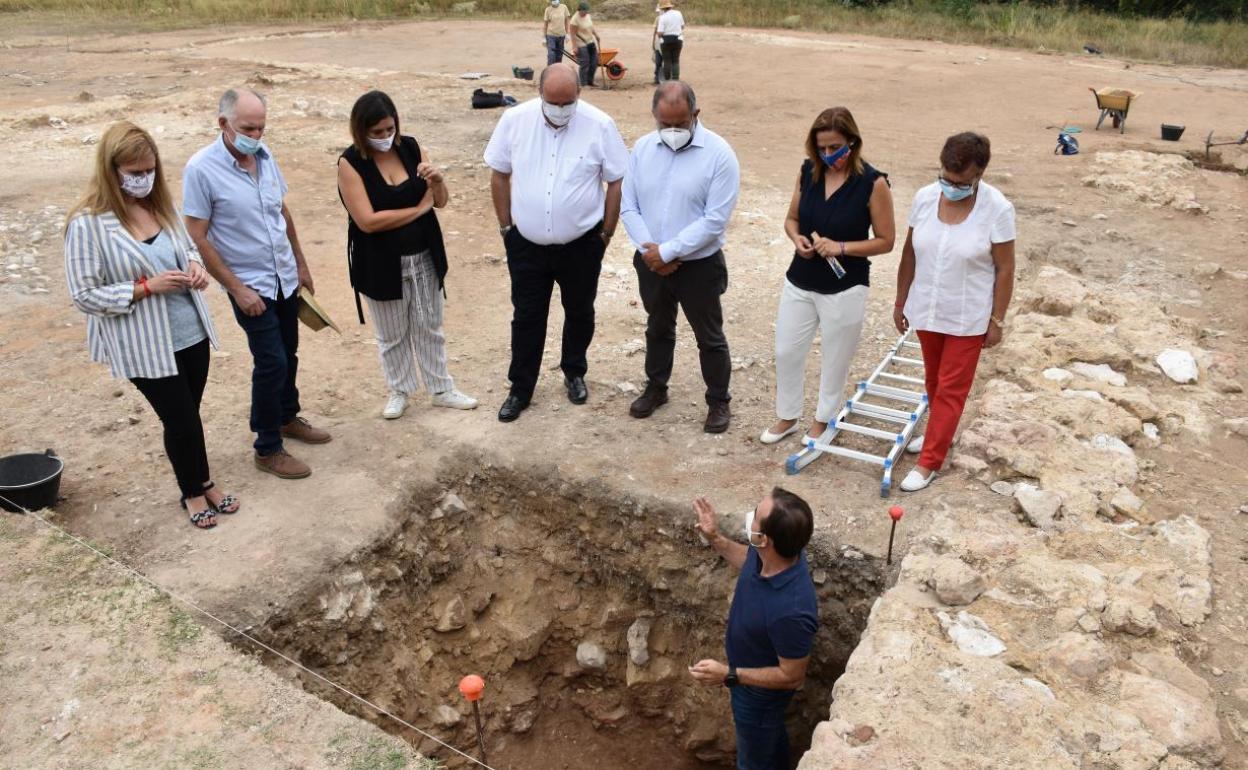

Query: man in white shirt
left=483, top=64, right=628, bottom=423
left=656, top=0, right=685, bottom=81
left=620, top=81, right=740, bottom=433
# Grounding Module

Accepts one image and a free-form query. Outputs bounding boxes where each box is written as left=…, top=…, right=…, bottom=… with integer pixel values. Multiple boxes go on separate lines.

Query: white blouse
left=903, top=181, right=1016, bottom=337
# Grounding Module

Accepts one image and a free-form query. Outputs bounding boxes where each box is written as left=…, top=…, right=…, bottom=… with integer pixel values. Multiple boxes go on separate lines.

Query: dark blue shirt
left=725, top=548, right=818, bottom=675
left=785, top=160, right=887, bottom=295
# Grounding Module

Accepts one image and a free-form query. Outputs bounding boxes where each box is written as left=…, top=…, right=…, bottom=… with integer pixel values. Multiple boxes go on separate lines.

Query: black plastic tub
left=1161, top=124, right=1185, bottom=141
left=0, top=450, right=64, bottom=513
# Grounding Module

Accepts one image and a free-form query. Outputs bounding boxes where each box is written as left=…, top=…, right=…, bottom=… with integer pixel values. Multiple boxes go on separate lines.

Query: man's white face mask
left=659, top=124, right=693, bottom=152
left=743, top=509, right=766, bottom=549
left=542, top=100, right=577, bottom=128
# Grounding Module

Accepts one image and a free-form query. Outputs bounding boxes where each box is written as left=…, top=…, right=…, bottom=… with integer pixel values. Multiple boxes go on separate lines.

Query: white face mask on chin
left=542, top=100, right=577, bottom=128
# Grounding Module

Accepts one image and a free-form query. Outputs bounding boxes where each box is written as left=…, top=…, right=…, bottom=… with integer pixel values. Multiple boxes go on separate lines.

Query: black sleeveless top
left=340, top=136, right=449, bottom=322
left=785, top=160, right=887, bottom=295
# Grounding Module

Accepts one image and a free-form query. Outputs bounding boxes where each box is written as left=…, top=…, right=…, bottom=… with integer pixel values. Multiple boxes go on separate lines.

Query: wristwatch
left=724, top=665, right=739, bottom=688
left=499, top=224, right=513, bottom=237
left=989, top=315, right=1006, bottom=329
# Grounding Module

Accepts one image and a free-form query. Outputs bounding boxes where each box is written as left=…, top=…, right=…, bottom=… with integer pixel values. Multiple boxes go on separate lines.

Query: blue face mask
left=939, top=178, right=977, bottom=201
left=820, top=144, right=851, bottom=169
left=230, top=127, right=262, bottom=156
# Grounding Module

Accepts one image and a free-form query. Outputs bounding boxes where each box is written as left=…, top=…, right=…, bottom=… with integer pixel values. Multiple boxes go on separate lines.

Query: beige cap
left=296, top=287, right=341, bottom=334
left=659, top=0, right=674, bottom=8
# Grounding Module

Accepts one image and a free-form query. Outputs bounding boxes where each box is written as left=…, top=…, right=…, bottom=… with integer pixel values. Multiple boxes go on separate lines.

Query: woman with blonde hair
left=761, top=107, right=895, bottom=446
left=64, top=121, right=236, bottom=529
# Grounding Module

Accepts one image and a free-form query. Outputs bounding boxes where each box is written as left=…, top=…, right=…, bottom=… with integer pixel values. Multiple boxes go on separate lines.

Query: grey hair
left=538, top=63, right=580, bottom=95
left=652, top=80, right=696, bottom=113
left=218, top=88, right=267, bottom=120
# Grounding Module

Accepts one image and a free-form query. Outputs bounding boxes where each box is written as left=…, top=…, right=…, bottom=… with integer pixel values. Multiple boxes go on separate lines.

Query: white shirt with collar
left=620, top=121, right=740, bottom=263
left=903, top=180, right=1016, bottom=337
left=483, top=98, right=628, bottom=246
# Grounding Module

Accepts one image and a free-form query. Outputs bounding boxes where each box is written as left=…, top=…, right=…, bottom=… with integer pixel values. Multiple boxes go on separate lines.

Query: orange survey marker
left=458, top=675, right=488, bottom=765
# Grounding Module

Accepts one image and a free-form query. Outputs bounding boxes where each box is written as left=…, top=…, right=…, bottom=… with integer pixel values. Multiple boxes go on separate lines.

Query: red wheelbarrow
left=563, top=47, right=627, bottom=88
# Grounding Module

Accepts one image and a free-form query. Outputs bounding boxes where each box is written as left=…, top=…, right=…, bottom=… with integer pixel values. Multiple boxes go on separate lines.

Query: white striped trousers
left=363, top=252, right=454, bottom=396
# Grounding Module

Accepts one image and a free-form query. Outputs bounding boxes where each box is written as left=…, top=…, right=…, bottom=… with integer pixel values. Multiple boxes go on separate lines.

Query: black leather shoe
left=497, top=394, right=529, bottom=422
left=629, top=383, right=669, bottom=418
left=565, top=376, right=588, bottom=405
left=704, top=401, right=731, bottom=434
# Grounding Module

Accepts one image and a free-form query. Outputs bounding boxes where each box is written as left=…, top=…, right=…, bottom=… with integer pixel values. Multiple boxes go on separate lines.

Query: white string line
left=0, top=495, right=500, bottom=770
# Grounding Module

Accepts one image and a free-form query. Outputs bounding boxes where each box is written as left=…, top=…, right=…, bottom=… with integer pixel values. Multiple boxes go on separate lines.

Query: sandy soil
left=1, top=17, right=1246, bottom=769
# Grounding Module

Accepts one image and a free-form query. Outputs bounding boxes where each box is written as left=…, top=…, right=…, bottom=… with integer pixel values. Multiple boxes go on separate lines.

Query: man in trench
left=690, top=489, right=819, bottom=769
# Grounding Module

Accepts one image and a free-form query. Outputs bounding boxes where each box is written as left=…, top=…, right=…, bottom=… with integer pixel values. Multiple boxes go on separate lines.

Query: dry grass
left=1, top=0, right=1245, bottom=68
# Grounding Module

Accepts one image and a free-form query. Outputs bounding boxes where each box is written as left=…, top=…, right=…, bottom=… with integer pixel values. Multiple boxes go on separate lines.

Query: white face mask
left=743, top=510, right=766, bottom=549
left=659, top=126, right=692, bottom=152
left=119, top=170, right=155, bottom=199
left=542, top=100, right=577, bottom=128
left=367, top=133, right=395, bottom=153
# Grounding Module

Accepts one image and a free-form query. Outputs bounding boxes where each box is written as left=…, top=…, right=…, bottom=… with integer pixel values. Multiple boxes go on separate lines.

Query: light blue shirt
left=138, top=230, right=206, bottom=352
left=620, top=121, right=740, bottom=263
left=182, top=135, right=299, bottom=300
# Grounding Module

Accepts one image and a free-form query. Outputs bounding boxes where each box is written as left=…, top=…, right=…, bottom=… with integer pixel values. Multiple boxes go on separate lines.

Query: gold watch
left=989, top=315, right=1005, bottom=329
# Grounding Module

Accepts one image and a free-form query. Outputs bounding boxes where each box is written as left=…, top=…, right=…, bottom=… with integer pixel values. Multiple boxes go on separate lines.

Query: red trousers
left=917, top=330, right=985, bottom=472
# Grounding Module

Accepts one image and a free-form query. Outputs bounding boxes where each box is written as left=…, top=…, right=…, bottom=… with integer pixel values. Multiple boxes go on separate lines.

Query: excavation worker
left=483, top=63, right=628, bottom=423
left=656, top=0, right=685, bottom=81
left=621, top=81, right=740, bottom=433
left=893, top=131, right=1016, bottom=492
left=542, top=0, right=571, bottom=66
left=569, top=1, right=601, bottom=87
left=690, top=489, right=818, bottom=770
left=64, top=121, right=237, bottom=530
left=184, top=88, right=331, bottom=480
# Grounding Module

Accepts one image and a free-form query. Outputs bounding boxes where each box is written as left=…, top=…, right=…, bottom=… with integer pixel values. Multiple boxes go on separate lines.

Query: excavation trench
left=244, top=464, right=885, bottom=769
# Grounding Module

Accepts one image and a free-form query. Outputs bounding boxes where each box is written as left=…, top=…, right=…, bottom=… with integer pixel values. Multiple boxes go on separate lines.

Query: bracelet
left=989, top=315, right=1005, bottom=328
left=137, top=276, right=151, bottom=298
left=894, top=302, right=905, bottom=309
left=839, top=242, right=846, bottom=257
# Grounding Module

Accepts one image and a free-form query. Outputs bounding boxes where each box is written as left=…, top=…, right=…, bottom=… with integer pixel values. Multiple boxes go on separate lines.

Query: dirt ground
left=1, top=16, right=1246, bottom=770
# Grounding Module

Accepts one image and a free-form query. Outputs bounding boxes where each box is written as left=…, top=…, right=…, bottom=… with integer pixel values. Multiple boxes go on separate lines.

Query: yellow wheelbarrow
left=1090, top=87, right=1140, bottom=134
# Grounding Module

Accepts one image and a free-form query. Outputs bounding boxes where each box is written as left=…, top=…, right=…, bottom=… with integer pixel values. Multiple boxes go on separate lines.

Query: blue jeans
left=546, top=34, right=565, bottom=65
left=730, top=686, right=794, bottom=770
left=230, top=290, right=301, bottom=456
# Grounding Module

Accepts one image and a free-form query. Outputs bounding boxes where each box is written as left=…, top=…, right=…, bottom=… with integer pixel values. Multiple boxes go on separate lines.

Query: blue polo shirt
left=725, top=548, right=818, bottom=678
left=182, top=135, right=299, bottom=301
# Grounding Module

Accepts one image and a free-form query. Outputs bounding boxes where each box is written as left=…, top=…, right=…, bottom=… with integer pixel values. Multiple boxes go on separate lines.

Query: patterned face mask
left=119, top=170, right=155, bottom=199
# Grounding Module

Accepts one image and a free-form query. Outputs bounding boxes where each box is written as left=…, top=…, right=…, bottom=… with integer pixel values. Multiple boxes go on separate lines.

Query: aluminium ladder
left=785, top=330, right=928, bottom=497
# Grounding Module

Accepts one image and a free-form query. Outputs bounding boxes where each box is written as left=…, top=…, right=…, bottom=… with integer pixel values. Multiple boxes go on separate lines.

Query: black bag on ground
left=472, top=88, right=507, bottom=109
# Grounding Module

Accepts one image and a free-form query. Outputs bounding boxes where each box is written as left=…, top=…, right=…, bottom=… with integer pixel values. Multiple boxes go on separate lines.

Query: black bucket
left=513, top=66, right=534, bottom=81
left=1161, top=123, right=1185, bottom=141
left=0, top=449, right=64, bottom=513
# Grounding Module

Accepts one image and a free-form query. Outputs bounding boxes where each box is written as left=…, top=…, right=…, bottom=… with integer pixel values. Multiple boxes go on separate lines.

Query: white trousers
left=774, top=280, right=868, bottom=422
left=363, top=252, right=454, bottom=396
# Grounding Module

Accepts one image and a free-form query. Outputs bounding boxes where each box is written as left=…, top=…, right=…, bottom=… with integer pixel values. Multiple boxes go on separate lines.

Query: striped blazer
left=64, top=211, right=219, bottom=380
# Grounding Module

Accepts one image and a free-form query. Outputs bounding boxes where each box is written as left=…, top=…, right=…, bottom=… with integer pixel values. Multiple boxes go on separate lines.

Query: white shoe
left=382, top=392, right=408, bottom=420
left=802, top=431, right=829, bottom=447
left=760, top=422, right=800, bottom=444
left=432, top=388, right=479, bottom=410
left=906, top=435, right=925, bottom=454
left=900, top=469, right=936, bottom=492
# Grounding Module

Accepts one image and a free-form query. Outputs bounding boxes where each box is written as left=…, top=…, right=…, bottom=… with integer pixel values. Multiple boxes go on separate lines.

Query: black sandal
left=202, top=481, right=240, bottom=515
left=188, top=506, right=217, bottom=529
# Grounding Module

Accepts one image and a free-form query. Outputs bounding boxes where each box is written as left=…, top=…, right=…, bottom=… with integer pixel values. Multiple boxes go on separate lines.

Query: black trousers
left=633, top=251, right=731, bottom=404
left=660, top=36, right=683, bottom=80
left=129, top=339, right=212, bottom=500
left=505, top=225, right=606, bottom=400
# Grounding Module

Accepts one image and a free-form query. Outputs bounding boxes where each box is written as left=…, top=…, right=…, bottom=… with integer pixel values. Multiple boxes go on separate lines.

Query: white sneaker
left=906, top=435, right=925, bottom=454
left=382, top=392, right=408, bottom=420
left=760, top=422, right=800, bottom=444
left=432, top=388, right=479, bottom=410
left=900, top=468, right=936, bottom=492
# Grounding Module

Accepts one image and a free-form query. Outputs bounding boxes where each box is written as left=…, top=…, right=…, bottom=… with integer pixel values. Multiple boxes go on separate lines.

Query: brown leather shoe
left=280, top=416, right=332, bottom=444
left=704, top=401, right=731, bottom=434
left=254, top=449, right=312, bottom=479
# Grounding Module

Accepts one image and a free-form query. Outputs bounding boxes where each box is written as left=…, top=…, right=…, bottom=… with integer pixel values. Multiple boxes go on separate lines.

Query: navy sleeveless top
left=785, top=159, right=887, bottom=295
